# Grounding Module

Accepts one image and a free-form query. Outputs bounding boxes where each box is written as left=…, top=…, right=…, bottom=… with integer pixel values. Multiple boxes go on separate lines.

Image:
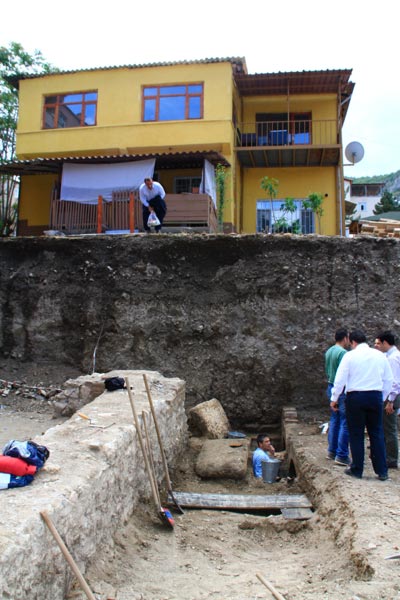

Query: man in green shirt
left=325, top=328, right=350, bottom=465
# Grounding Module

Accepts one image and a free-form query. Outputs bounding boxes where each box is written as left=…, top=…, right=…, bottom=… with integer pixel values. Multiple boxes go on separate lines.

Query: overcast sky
left=1, top=0, right=398, bottom=179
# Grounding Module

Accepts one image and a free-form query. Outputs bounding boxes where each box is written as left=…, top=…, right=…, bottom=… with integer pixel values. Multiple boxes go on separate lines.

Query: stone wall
left=0, top=370, right=187, bottom=600
left=1, top=234, right=400, bottom=427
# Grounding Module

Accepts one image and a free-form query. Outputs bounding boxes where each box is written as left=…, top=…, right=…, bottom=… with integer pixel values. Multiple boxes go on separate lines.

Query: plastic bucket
left=227, top=431, right=246, bottom=439
left=261, top=459, right=281, bottom=483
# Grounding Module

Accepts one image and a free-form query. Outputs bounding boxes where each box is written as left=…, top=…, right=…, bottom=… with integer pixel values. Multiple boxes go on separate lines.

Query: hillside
left=353, top=169, right=400, bottom=197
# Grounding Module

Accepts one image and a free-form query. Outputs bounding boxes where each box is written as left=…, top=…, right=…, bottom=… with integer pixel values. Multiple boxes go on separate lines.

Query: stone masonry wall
left=0, top=370, right=187, bottom=600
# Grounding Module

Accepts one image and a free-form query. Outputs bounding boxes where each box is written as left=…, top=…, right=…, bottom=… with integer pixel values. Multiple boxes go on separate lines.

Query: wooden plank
left=167, top=491, right=312, bottom=510
left=281, top=507, right=313, bottom=520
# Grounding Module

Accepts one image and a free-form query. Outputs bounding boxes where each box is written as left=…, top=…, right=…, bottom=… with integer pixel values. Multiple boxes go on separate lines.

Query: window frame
left=42, top=90, right=98, bottom=129
left=173, top=176, right=202, bottom=194
left=142, top=83, right=204, bottom=122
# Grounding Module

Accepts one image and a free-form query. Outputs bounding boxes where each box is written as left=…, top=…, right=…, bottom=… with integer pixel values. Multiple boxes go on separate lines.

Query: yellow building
left=3, top=57, right=354, bottom=235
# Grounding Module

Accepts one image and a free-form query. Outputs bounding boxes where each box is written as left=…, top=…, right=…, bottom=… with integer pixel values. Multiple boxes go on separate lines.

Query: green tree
left=0, top=42, right=55, bottom=236
left=260, top=176, right=279, bottom=231
left=302, top=192, right=324, bottom=233
left=373, top=190, right=400, bottom=215
left=280, top=197, right=300, bottom=233
left=215, top=163, right=229, bottom=232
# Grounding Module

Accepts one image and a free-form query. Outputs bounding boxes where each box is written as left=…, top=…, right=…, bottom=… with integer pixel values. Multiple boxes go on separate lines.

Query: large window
left=43, top=91, right=97, bottom=129
left=256, top=200, right=314, bottom=234
left=143, top=84, right=203, bottom=122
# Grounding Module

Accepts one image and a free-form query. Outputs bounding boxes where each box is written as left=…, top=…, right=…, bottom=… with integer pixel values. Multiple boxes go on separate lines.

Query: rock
left=195, top=438, right=250, bottom=479
left=52, top=374, right=105, bottom=416
left=188, top=398, right=230, bottom=439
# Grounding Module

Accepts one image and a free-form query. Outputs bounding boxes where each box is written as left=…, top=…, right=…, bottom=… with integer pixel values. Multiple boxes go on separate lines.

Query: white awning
left=60, top=159, right=155, bottom=204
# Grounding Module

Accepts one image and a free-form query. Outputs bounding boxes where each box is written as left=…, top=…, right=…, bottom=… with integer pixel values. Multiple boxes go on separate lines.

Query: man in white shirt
left=330, top=329, right=393, bottom=480
left=374, top=331, right=400, bottom=469
left=139, top=178, right=167, bottom=233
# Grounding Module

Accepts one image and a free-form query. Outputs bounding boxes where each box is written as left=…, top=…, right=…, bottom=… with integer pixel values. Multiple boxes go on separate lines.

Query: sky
left=1, top=0, right=398, bottom=179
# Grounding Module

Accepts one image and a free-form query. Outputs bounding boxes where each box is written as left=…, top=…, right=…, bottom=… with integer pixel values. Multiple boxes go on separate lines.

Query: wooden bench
left=163, top=194, right=217, bottom=231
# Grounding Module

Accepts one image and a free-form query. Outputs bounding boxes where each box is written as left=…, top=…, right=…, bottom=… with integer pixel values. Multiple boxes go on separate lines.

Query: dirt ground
left=2, top=364, right=400, bottom=600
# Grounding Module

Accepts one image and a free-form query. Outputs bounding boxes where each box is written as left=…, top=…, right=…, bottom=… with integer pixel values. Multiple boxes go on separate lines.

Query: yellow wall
left=16, top=62, right=235, bottom=158
left=19, top=174, right=56, bottom=225
left=241, top=167, right=338, bottom=234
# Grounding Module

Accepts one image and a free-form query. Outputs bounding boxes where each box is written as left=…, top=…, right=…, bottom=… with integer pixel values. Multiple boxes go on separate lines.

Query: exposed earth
left=1, top=362, right=400, bottom=600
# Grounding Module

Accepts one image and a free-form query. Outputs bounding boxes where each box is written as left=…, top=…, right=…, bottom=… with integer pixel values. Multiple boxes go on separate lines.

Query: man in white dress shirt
left=374, top=331, right=400, bottom=469
left=330, top=329, right=393, bottom=480
left=139, top=178, right=167, bottom=233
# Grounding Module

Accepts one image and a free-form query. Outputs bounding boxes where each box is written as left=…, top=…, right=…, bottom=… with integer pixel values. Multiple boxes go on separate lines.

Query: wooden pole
left=256, top=572, right=287, bottom=600
left=40, top=511, right=96, bottom=600
left=129, top=192, right=135, bottom=233
left=97, top=195, right=103, bottom=234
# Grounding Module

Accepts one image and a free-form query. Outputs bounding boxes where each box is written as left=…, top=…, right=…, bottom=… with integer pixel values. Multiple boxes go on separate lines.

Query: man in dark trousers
left=325, top=328, right=350, bottom=465
left=139, top=177, right=167, bottom=233
left=330, top=329, right=393, bottom=480
left=374, top=331, right=400, bottom=469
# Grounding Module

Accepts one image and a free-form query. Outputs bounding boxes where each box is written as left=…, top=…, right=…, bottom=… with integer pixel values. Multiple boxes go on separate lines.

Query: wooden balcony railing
left=49, top=192, right=217, bottom=234
left=236, top=119, right=338, bottom=147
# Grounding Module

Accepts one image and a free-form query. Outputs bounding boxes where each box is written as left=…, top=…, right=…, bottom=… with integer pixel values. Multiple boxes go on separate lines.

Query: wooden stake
left=40, top=510, right=96, bottom=600
left=256, top=572, right=287, bottom=600
left=129, top=191, right=135, bottom=233
left=97, top=195, right=103, bottom=234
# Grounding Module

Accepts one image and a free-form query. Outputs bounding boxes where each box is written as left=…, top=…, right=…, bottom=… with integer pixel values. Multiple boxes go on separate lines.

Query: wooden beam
left=168, top=491, right=312, bottom=510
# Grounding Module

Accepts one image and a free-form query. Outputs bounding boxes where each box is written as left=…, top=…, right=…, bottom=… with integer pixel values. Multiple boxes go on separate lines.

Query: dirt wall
left=1, top=234, right=399, bottom=427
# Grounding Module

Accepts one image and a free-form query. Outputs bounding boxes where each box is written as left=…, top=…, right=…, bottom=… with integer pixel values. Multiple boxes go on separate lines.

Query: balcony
left=235, top=119, right=340, bottom=168
left=49, top=192, right=218, bottom=235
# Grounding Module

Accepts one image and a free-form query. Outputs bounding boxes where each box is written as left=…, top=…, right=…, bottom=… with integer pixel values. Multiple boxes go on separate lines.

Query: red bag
left=0, top=455, right=37, bottom=476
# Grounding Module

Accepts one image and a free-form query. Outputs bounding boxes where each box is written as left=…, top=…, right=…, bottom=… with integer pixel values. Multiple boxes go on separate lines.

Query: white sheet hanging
left=60, top=159, right=155, bottom=204
left=200, top=159, right=217, bottom=207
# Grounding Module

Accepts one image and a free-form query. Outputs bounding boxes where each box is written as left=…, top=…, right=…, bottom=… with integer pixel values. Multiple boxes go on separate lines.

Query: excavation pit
left=1, top=372, right=400, bottom=600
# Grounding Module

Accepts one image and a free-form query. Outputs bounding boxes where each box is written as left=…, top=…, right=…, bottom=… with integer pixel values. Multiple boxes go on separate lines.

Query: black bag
left=104, top=377, right=125, bottom=391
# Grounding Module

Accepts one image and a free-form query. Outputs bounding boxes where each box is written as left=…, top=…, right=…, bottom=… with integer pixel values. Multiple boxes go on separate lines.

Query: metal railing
left=236, top=120, right=338, bottom=147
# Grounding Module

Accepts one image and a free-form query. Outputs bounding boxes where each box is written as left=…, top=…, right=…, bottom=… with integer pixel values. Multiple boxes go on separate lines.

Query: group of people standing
left=326, top=328, right=400, bottom=480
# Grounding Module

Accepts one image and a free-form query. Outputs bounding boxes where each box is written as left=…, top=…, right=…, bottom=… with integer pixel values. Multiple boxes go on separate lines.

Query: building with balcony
left=1, top=57, right=354, bottom=235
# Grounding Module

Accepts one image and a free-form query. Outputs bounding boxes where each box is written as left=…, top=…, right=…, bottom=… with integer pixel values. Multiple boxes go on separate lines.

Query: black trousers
left=143, top=195, right=167, bottom=232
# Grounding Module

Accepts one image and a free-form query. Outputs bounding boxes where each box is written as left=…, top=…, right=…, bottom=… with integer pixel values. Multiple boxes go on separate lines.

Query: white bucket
left=261, top=458, right=281, bottom=483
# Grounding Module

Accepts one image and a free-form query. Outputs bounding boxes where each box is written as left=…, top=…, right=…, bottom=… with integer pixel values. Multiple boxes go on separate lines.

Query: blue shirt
left=252, top=447, right=273, bottom=478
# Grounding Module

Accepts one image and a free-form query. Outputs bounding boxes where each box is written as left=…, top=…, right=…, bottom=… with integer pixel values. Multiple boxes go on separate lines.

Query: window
left=143, top=84, right=203, bottom=122
left=257, top=200, right=315, bottom=234
left=174, top=176, right=202, bottom=194
left=256, top=205, right=271, bottom=233
left=301, top=208, right=314, bottom=234
left=43, top=91, right=97, bottom=129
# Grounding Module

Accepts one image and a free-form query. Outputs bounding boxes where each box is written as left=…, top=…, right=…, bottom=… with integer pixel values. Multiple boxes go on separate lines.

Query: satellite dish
left=345, top=141, right=365, bottom=165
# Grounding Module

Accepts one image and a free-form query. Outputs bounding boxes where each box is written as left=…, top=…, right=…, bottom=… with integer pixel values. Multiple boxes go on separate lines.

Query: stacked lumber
left=360, top=218, right=400, bottom=238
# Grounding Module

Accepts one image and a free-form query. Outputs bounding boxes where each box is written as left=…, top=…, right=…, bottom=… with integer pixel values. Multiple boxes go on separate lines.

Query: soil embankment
left=1, top=233, right=400, bottom=427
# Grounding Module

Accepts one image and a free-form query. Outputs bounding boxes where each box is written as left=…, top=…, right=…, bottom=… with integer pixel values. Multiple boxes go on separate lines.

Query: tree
left=373, top=190, right=400, bottom=215
left=279, top=197, right=300, bottom=233
left=302, top=192, right=324, bottom=233
left=215, top=163, right=228, bottom=232
left=260, top=176, right=279, bottom=232
left=0, top=42, right=54, bottom=236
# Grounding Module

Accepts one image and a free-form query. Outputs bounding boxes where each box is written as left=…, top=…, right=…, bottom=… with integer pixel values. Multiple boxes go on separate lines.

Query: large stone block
left=188, top=398, right=230, bottom=439
left=195, top=438, right=250, bottom=479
